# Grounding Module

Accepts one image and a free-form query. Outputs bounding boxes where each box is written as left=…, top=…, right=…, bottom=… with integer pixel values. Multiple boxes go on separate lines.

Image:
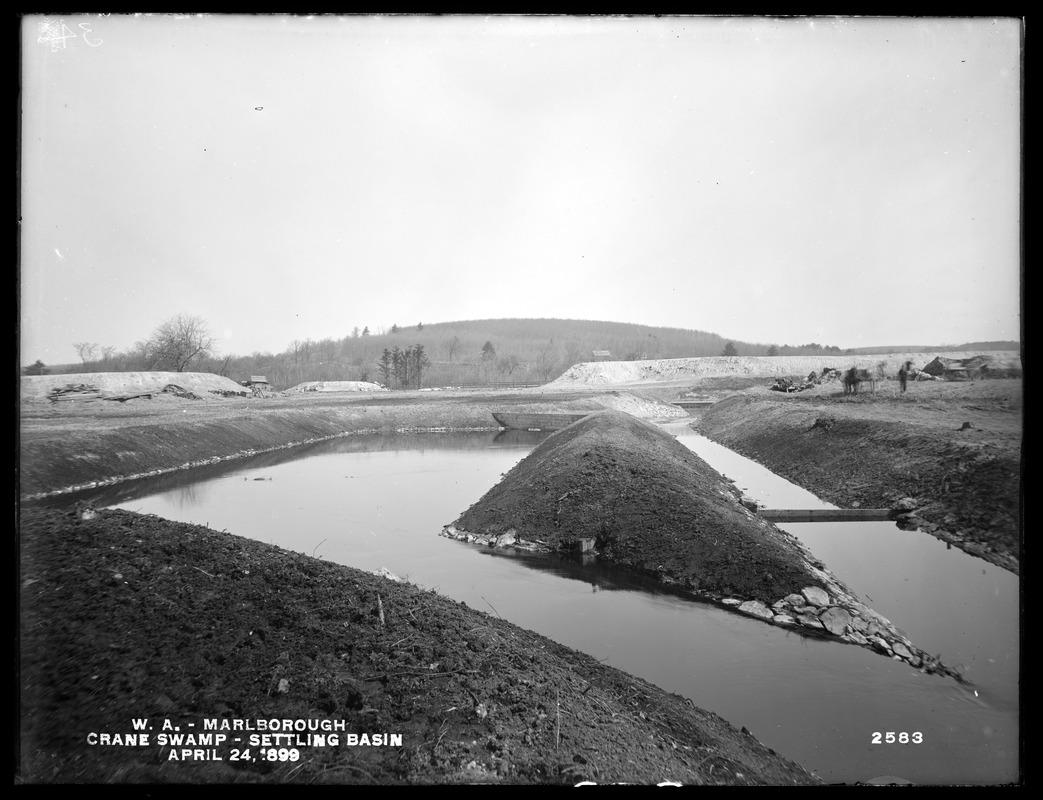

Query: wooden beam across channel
left=758, top=508, right=894, bottom=523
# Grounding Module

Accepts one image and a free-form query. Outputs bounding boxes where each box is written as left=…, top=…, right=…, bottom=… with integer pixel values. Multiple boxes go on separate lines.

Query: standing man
left=898, top=361, right=911, bottom=393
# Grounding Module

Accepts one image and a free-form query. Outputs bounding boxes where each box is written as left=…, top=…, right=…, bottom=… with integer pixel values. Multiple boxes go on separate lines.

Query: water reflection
left=169, top=481, right=210, bottom=509
left=491, top=429, right=552, bottom=447
left=32, top=430, right=527, bottom=511
left=478, top=545, right=703, bottom=598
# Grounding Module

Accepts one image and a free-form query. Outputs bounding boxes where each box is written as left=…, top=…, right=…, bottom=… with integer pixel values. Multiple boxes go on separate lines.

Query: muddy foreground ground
left=17, top=376, right=1021, bottom=784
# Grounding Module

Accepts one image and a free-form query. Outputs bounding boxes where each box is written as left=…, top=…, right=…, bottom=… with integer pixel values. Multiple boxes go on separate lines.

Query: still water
left=77, top=425, right=1017, bottom=785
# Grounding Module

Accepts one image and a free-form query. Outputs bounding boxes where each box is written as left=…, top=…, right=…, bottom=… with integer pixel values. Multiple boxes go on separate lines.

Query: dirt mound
left=446, top=411, right=969, bottom=680
left=20, top=372, right=248, bottom=402
left=492, top=391, right=686, bottom=421
left=19, top=506, right=820, bottom=786
left=548, top=352, right=1021, bottom=387
left=449, top=410, right=820, bottom=601
left=285, top=381, right=389, bottom=393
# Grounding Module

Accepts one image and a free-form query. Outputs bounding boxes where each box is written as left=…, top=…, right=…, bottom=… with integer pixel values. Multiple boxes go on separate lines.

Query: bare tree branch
left=147, top=314, right=216, bottom=372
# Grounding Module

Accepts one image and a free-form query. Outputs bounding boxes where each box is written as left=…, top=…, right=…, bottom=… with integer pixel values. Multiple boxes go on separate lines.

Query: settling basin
left=56, top=425, right=1018, bottom=784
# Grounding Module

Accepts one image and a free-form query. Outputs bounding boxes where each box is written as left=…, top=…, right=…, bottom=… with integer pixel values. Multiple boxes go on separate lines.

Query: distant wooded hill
left=210, top=318, right=833, bottom=389
left=30, top=317, right=1020, bottom=391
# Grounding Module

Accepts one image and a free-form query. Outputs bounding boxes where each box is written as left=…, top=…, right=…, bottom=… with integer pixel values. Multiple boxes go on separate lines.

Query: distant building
left=243, top=375, right=269, bottom=388
left=592, top=350, right=612, bottom=361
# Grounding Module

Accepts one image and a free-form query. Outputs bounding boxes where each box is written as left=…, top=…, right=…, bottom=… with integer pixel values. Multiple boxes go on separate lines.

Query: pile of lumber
left=47, top=383, right=102, bottom=402
left=47, top=382, right=158, bottom=403
left=162, top=384, right=201, bottom=400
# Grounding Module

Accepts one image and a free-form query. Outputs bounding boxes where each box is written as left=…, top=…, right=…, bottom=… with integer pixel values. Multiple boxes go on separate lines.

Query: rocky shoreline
left=441, top=527, right=965, bottom=684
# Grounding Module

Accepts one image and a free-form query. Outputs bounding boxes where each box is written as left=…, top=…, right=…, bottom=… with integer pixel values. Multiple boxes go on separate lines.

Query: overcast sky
left=20, top=15, right=1022, bottom=365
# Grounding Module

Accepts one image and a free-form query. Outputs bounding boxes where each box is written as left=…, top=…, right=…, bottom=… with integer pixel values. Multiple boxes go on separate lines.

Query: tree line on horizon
left=23, top=314, right=1019, bottom=391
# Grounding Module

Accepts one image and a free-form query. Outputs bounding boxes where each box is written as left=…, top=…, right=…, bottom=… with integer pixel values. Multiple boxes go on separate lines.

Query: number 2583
left=872, top=731, right=923, bottom=744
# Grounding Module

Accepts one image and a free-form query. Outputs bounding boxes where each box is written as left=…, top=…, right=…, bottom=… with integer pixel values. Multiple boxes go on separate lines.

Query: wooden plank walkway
left=758, top=508, right=894, bottom=522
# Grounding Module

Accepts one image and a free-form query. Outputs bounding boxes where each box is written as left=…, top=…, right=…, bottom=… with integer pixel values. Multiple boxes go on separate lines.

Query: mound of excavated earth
left=445, top=410, right=966, bottom=681
left=494, top=391, right=686, bottom=421
left=547, top=352, right=1021, bottom=387
left=20, top=371, right=249, bottom=402
left=449, top=410, right=821, bottom=601
left=284, top=380, right=389, bottom=393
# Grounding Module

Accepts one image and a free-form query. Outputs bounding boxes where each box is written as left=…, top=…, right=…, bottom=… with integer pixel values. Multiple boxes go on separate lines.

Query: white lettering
left=157, top=733, right=226, bottom=747
left=87, top=732, right=150, bottom=746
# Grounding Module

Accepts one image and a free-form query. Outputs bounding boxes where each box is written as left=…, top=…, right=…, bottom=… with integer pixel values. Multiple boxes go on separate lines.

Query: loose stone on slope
left=801, top=586, right=831, bottom=607
left=738, top=600, right=774, bottom=621
left=818, top=607, right=853, bottom=636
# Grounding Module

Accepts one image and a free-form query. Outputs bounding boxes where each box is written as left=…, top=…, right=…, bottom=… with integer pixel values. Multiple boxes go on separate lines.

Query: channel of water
left=62, top=423, right=1017, bottom=785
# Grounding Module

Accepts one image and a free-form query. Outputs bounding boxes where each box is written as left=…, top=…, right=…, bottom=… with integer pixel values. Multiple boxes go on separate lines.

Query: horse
left=843, top=367, right=875, bottom=395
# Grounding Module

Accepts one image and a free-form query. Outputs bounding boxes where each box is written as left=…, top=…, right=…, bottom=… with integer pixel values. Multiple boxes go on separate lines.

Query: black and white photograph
left=18, top=14, right=1022, bottom=786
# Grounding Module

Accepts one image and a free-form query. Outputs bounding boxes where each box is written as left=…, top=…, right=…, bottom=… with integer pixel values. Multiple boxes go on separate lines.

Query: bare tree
left=72, top=342, right=99, bottom=367
left=147, top=314, right=216, bottom=372
left=315, top=337, right=338, bottom=363
left=497, top=354, right=520, bottom=376
left=289, top=339, right=305, bottom=364
left=443, top=336, right=461, bottom=363
left=345, top=350, right=365, bottom=378
left=562, top=340, right=585, bottom=373
left=216, top=355, right=234, bottom=377
left=535, top=339, right=558, bottom=381
left=127, top=340, right=153, bottom=371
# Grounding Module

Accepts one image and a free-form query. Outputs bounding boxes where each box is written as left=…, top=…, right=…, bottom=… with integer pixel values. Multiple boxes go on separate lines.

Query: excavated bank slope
left=450, top=410, right=818, bottom=601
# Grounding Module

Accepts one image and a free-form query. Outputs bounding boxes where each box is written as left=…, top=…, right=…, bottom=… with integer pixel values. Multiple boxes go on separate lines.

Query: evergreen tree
left=377, top=349, right=393, bottom=385
left=391, top=346, right=405, bottom=386
left=411, top=344, right=430, bottom=388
